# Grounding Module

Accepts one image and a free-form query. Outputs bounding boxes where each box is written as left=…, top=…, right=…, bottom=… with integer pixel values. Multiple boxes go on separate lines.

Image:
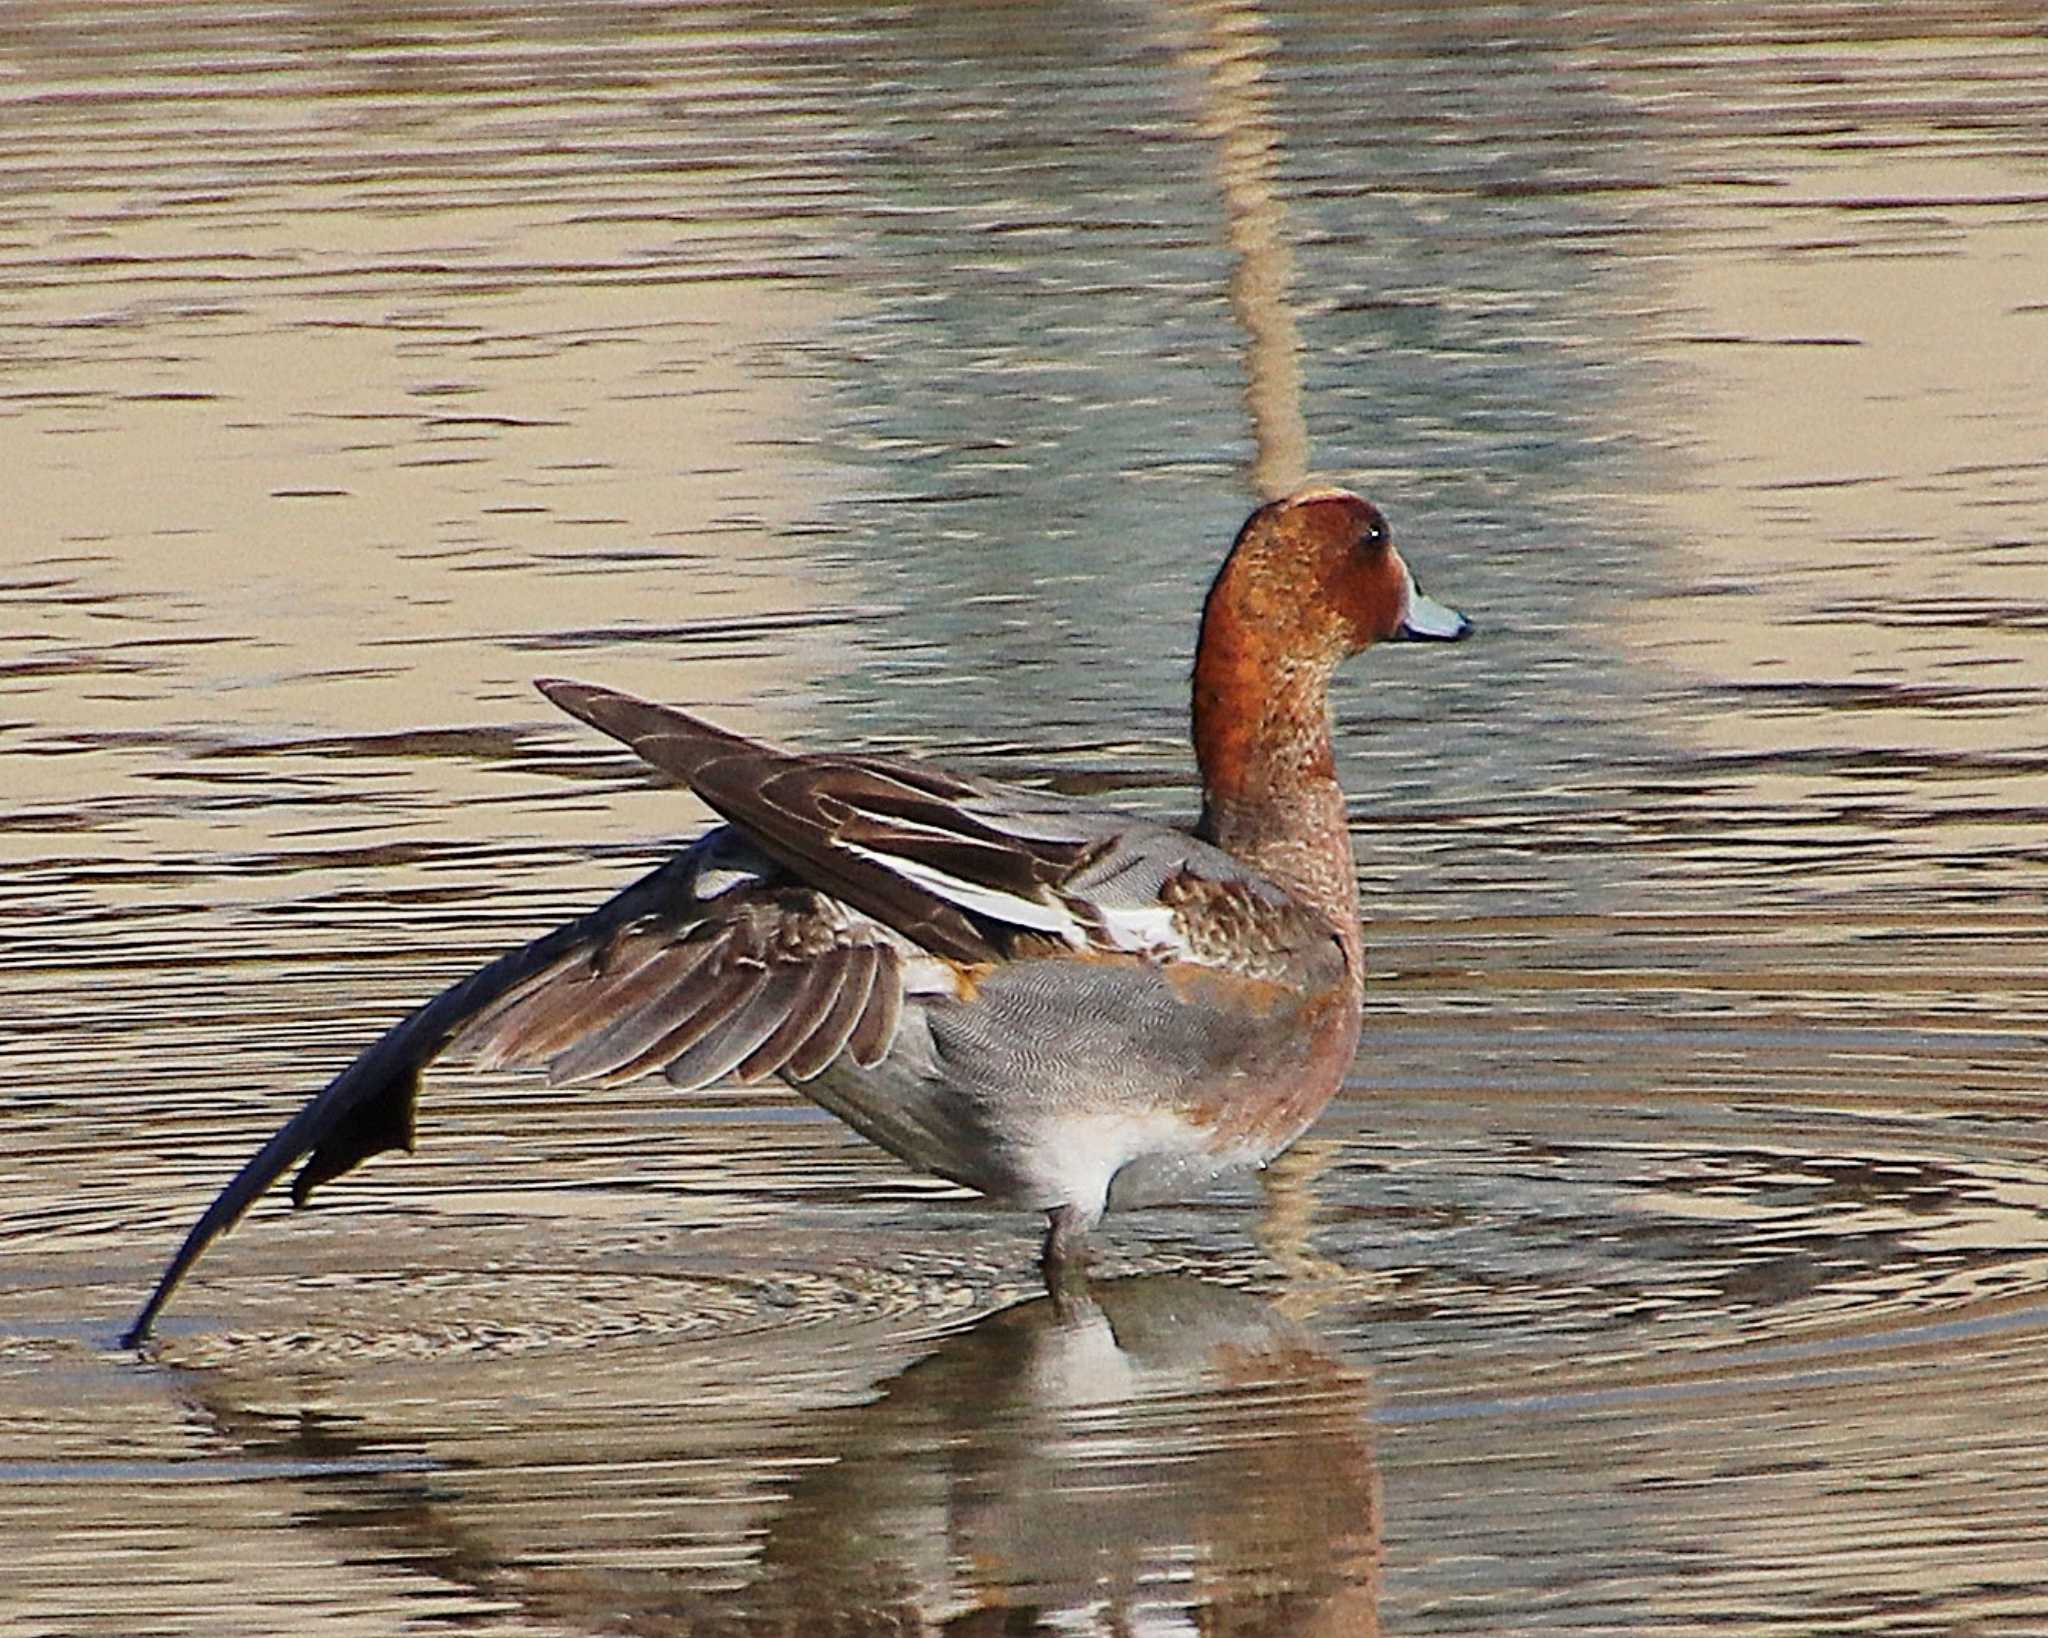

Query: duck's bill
left=1397, top=585, right=1473, bottom=641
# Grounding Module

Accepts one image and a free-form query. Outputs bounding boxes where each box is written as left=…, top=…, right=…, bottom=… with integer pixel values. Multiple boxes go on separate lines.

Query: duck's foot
left=1040, top=1203, right=1094, bottom=1301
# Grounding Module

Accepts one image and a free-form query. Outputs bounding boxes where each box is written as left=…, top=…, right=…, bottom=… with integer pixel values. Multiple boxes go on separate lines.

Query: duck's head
left=1202, top=486, right=1470, bottom=678
left=1190, top=486, right=1471, bottom=900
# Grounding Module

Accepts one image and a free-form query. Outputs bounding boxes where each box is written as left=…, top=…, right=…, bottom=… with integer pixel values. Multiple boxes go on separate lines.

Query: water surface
left=4, top=4, right=2048, bottom=1633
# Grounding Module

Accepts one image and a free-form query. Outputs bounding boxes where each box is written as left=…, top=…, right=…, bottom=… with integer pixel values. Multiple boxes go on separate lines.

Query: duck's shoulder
left=1150, top=854, right=1342, bottom=976
left=931, top=782, right=1344, bottom=983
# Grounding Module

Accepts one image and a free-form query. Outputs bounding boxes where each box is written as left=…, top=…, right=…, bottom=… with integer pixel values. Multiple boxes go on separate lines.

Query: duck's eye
left=1359, top=517, right=1389, bottom=551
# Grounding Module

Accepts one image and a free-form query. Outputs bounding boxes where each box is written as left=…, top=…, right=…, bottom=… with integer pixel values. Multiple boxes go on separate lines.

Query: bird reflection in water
left=181, top=1277, right=1379, bottom=1635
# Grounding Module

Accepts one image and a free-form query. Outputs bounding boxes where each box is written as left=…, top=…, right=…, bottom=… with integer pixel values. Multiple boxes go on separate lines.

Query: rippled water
left=5, top=3, right=2048, bottom=1633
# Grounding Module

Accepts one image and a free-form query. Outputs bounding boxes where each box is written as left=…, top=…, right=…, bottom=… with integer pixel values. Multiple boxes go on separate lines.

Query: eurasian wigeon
left=121, top=486, right=1468, bottom=1344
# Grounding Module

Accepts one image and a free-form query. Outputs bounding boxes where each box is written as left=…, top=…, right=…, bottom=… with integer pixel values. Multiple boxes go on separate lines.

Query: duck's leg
left=1040, top=1202, right=1095, bottom=1297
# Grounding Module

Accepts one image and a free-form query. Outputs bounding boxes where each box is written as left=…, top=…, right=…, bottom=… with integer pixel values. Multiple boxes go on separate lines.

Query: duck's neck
left=1191, top=593, right=1362, bottom=977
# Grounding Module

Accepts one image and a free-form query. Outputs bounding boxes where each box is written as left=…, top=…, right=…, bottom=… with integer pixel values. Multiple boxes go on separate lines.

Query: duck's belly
left=790, top=954, right=1360, bottom=1216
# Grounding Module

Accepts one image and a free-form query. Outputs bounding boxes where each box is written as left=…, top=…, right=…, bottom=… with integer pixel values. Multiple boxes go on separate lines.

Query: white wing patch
left=1094, top=905, right=1183, bottom=955
left=839, top=838, right=1202, bottom=962
left=686, top=827, right=782, bottom=902
left=694, top=864, right=761, bottom=899
left=840, top=841, right=1086, bottom=941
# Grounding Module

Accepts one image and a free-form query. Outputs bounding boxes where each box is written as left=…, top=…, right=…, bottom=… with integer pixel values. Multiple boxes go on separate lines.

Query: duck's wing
left=536, top=679, right=1327, bottom=974
left=119, top=833, right=906, bottom=1348
left=444, top=834, right=905, bottom=1095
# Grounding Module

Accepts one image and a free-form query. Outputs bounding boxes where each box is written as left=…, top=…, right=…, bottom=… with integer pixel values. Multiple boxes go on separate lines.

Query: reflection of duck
left=178, top=1277, right=1378, bottom=1635
left=124, top=490, right=1467, bottom=1344
left=745, top=1276, right=1381, bottom=1635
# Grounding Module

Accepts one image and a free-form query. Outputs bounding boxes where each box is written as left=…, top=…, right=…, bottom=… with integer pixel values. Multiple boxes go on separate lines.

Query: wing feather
left=539, top=680, right=1104, bottom=962
left=733, top=951, right=849, bottom=1084
left=547, top=955, right=767, bottom=1088
left=459, top=930, right=720, bottom=1071
left=847, top=945, right=903, bottom=1068
left=657, top=962, right=812, bottom=1092
left=782, top=943, right=879, bottom=1082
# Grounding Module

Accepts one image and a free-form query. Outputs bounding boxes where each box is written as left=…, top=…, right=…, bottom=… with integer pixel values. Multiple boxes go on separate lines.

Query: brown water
left=5, top=3, right=2048, bottom=1633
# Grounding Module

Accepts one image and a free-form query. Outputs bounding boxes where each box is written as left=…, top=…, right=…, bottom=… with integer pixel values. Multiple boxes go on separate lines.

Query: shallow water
left=4, top=3, right=2048, bottom=1633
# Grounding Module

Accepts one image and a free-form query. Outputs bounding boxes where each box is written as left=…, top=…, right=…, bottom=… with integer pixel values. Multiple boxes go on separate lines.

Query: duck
left=120, top=486, right=1469, bottom=1345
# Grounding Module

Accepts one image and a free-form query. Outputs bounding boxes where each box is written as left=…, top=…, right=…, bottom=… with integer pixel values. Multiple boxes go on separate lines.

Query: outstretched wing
left=119, top=837, right=903, bottom=1347
left=537, top=678, right=1117, bottom=963
left=446, top=837, right=903, bottom=1093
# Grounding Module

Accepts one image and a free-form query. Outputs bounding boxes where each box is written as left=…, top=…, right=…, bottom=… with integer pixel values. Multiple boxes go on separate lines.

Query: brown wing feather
left=458, top=930, right=721, bottom=1072
left=552, top=958, right=768, bottom=1087
left=442, top=861, right=910, bottom=1099
left=781, top=943, right=879, bottom=1082
left=536, top=679, right=1102, bottom=964
left=118, top=751, right=930, bottom=1347
left=656, top=962, right=815, bottom=1091
left=847, top=945, right=903, bottom=1069
left=119, top=852, right=699, bottom=1345
left=733, top=951, right=850, bottom=1084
